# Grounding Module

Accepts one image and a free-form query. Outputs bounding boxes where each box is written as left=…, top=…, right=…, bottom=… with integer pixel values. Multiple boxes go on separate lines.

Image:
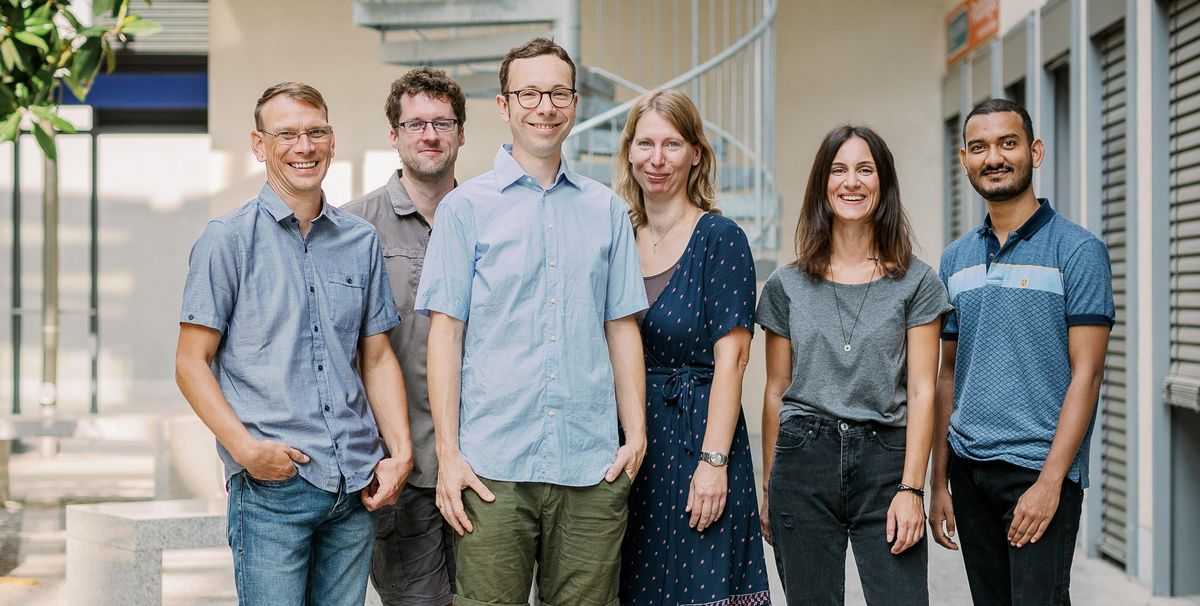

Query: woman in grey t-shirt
left=755, top=125, right=951, bottom=605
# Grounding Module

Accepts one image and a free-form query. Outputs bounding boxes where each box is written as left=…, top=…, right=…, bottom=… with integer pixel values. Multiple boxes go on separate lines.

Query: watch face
left=701, top=452, right=728, bottom=466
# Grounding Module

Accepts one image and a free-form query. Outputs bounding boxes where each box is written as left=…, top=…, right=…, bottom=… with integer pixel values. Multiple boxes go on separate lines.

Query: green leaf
left=82, top=26, right=109, bottom=37
left=92, top=0, right=116, bottom=18
left=30, top=106, right=77, bottom=134
left=14, top=31, right=49, bottom=53
left=70, top=37, right=103, bottom=90
left=24, top=21, right=55, bottom=36
left=32, top=120, right=55, bottom=160
left=0, top=110, right=21, bottom=143
left=0, top=83, right=14, bottom=109
left=0, top=38, right=25, bottom=73
left=31, top=2, right=53, bottom=22
left=60, top=7, right=84, bottom=33
left=119, top=15, right=161, bottom=36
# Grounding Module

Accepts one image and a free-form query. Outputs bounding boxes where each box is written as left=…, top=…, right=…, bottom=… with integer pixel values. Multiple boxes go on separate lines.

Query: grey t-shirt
left=755, top=258, right=952, bottom=427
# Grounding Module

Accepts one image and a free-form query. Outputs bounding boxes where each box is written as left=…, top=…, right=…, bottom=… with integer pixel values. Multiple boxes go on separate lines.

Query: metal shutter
left=1166, top=0, right=1200, bottom=412
left=946, top=116, right=964, bottom=241
left=1097, top=21, right=1129, bottom=566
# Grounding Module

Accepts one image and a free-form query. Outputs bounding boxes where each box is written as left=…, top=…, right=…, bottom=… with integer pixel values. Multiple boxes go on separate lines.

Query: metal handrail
left=583, top=66, right=761, bottom=164
left=569, top=0, right=777, bottom=137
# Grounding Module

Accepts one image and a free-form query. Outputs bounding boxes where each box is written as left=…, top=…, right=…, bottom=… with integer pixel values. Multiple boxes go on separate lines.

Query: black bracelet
left=897, top=484, right=925, bottom=498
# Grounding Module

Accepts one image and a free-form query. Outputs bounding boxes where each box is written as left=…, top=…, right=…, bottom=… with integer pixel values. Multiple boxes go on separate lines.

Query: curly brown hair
left=385, top=67, right=467, bottom=129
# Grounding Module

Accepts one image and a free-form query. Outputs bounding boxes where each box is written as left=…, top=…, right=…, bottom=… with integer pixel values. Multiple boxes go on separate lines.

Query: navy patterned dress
left=620, top=213, right=771, bottom=606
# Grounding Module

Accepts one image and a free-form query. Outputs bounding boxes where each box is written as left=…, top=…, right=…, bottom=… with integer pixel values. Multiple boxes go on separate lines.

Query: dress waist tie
left=647, top=365, right=715, bottom=456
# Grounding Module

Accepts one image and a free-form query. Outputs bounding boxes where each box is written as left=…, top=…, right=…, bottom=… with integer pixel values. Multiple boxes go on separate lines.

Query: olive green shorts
left=453, top=474, right=631, bottom=606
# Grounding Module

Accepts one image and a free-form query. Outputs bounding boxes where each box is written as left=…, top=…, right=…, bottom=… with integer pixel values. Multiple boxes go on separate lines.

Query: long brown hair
left=793, top=125, right=914, bottom=281
left=614, top=89, right=719, bottom=229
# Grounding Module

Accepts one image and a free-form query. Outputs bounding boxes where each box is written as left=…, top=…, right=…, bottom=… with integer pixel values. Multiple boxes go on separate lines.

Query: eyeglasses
left=258, top=126, right=333, bottom=144
left=395, top=119, right=461, bottom=135
left=502, top=87, right=576, bottom=109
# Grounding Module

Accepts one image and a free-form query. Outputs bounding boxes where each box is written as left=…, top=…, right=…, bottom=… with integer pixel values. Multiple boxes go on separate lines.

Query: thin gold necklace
left=649, top=208, right=692, bottom=253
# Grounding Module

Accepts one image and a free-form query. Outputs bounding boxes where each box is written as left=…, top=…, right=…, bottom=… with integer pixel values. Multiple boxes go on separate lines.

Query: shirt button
left=547, top=223, right=554, bottom=229
left=317, top=364, right=323, bottom=371
left=187, top=314, right=194, bottom=320
left=313, top=325, right=319, bottom=332
left=309, top=287, right=315, bottom=293
left=549, top=260, right=557, bottom=267
left=548, top=410, right=556, bottom=417
left=549, top=372, right=557, bottom=380
left=550, top=297, right=557, bottom=304
left=550, top=335, right=558, bottom=342
left=324, top=405, right=330, bottom=411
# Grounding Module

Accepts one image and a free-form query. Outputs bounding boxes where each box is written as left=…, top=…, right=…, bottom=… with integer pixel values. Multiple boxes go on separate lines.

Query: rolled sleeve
left=1064, top=238, right=1116, bottom=328
left=754, top=270, right=791, bottom=339
left=180, top=220, right=240, bottom=334
left=603, top=196, right=649, bottom=321
left=939, top=255, right=960, bottom=340
left=415, top=200, right=476, bottom=321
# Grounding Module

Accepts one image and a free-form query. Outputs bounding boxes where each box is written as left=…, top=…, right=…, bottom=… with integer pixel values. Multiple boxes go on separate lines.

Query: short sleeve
left=414, top=199, right=477, bottom=321
left=361, top=230, right=401, bottom=337
left=703, top=219, right=756, bottom=342
left=180, top=220, right=240, bottom=334
left=906, top=264, right=953, bottom=330
left=938, top=253, right=959, bottom=340
left=604, top=196, right=650, bottom=321
left=755, top=269, right=791, bottom=339
left=1064, top=237, right=1116, bottom=327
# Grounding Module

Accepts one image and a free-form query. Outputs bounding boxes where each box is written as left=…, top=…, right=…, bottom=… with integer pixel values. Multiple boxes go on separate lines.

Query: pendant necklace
left=830, top=259, right=878, bottom=353
left=650, top=208, right=691, bottom=253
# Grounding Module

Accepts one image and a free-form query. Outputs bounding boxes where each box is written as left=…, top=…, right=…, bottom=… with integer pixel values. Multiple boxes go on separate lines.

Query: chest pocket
left=383, top=247, right=425, bottom=292
left=325, top=270, right=368, bottom=334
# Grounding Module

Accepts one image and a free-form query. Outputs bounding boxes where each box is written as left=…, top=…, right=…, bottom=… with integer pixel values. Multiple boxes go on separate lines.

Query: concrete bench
left=65, top=499, right=227, bottom=606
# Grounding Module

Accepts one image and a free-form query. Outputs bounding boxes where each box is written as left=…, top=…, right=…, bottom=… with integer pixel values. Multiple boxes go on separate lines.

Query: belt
left=647, top=365, right=715, bottom=455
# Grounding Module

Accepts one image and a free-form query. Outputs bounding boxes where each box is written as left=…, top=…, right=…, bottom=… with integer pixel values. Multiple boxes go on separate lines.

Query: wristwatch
left=699, top=451, right=729, bottom=467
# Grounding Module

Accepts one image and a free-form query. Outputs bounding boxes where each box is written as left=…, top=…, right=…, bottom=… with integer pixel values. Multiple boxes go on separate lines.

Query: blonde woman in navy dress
left=615, top=88, right=770, bottom=606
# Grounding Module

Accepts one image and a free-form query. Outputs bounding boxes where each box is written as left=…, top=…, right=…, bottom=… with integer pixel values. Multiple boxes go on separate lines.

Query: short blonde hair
left=613, top=89, right=718, bottom=228
left=254, top=82, right=328, bottom=129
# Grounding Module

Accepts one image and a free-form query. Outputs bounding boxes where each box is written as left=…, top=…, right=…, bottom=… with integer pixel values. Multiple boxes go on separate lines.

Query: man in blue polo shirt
left=928, top=98, right=1114, bottom=604
left=416, top=37, right=647, bottom=605
left=175, top=82, right=413, bottom=606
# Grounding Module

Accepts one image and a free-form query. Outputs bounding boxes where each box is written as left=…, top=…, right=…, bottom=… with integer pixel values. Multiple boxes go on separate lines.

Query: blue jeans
left=227, top=471, right=377, bottom=606
left=768, top=414, right=928, bottom=605
left=948, top=452, right=1082, bottom=605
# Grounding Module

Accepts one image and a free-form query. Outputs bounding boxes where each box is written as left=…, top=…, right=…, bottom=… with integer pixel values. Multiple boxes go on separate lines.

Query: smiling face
left=961, top=110, right=1043, bottom=202
left=390, top=92, right=464, bottom=182
left=628, top=110, right=701, bottom=204
left=825, top=136, right=879, bottom=225
left=251, top=95, right=334, bottom=202
left=497, top=53, right=577, bottom=161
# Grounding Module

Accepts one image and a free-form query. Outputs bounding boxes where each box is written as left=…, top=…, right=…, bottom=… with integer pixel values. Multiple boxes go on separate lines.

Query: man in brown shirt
left=344, top=67, right=465, bottom=606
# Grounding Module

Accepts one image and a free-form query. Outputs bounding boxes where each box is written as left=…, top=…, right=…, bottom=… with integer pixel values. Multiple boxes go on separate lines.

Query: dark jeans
left=948, top=451, right=1083, bottom=605
left=768, top=415, right=928, bottom=606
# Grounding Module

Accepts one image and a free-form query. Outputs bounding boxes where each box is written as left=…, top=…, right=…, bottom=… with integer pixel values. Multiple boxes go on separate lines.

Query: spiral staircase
left=353, top=0, right=779, bottom=271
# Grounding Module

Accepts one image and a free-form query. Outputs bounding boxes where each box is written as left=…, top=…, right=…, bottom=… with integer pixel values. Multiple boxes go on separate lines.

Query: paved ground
left=1, top=446, right=1198, bottom=605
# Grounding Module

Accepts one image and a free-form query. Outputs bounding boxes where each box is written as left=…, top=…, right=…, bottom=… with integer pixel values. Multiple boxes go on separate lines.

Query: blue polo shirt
left=939, top=199, right=1114, bottom=487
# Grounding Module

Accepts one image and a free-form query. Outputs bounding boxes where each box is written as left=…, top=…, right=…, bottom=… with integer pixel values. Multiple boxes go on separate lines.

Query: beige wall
left=209, top=0, right=511, bottom=214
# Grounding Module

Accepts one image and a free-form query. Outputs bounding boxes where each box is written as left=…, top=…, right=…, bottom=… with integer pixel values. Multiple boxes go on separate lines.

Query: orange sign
left=946, top=0, right=1000, bottom=66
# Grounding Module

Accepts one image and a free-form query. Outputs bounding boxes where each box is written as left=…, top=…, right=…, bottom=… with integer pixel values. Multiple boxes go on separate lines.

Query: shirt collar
left=386, top=170, right=417, bottom=216
left=493, top=143, right=581, bottom=192
left=259, top=183, right=340, bottom=228
left=977, top=198, right=1054, bottom=241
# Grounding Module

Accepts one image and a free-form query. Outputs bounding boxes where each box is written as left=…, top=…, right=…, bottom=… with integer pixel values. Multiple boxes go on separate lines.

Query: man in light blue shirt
left=176, top=82, right=413, bottom=606
left=415, top=38, right=647, bottom=605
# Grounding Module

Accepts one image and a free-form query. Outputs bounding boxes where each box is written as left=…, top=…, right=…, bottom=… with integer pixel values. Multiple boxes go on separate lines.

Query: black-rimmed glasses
left=395, top=119, right=461, bottom=135
left=502, top=87, right=576, bottom=109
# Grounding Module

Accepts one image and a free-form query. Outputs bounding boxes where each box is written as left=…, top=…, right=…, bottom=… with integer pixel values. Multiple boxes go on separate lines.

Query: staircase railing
left=353, top=0, right=779, bottom=264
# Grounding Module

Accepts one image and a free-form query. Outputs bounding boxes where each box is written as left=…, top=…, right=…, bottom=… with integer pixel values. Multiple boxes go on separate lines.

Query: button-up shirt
left=344, top=170, right=439, bottom=488
left=180, top=184, right=401, bottom=493
left=415, top=144, right=647, bottom=486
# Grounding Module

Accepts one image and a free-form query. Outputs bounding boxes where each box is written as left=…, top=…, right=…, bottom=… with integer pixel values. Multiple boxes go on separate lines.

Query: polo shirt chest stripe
left=948, top=262, right=1064, bottom=299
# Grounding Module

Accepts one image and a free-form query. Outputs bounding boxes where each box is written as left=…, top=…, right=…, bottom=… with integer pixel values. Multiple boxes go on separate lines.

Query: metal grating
left=946, top=115, right=964, bottom=241
left=101, top=0, right=208, bottom=56
left=1097, top=20, right=1129, bottom=566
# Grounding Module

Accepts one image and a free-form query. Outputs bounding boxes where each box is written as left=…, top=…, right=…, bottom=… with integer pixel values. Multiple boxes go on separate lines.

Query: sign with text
left=946, top=0, right=1000, bottom=66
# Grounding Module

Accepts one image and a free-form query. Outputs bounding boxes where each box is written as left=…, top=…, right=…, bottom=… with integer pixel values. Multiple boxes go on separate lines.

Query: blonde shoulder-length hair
left=613, top=89, right=719, bottom=229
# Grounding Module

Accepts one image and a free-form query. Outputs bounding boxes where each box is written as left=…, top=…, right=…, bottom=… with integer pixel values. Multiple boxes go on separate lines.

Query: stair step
left=354, top=0, right=560, bottom=30
left=381, top=29, right=555, bottom=66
